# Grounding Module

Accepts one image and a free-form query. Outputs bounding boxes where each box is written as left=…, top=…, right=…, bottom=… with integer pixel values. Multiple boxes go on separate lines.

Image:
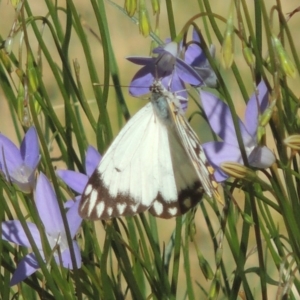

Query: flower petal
left=56, top=170, right=88, bottom=194
left=85, top=146, right=102, bottom=177
left=175, top=57, right=203, bottom=85
left=2, top=220, right=42, bottom=249
left=20, top=127, right=40, bottom=170
left=129, top=65, right=155, bottom=96
left=126, top=56, right=155, bottom=66
left=194, top=66, right=218, bottom=88
left=248, top=146, right=275, bottom=168
left=200, top=90, right=253, bottom=146
left=203, top=141, right=244, bottom=182
left=10, top=164, right=36, bottom=194
left=66, top=197, right=82, bottom=237
left=0, top=134, right=22, bottom=178
left=185, top=43, right=204, bottom=65
left=64, top=200, right=76, bottom=209
left=192, top=29, right=201, bottom=43
left=10, top=253, right=39, bottom=286
left=57, top=241, right=82, bottom=269
left=185, top=29, right=206, bottom=67
left=245, top=80, right=269, bottom=136
left=35, top=173, right=63, bottom=233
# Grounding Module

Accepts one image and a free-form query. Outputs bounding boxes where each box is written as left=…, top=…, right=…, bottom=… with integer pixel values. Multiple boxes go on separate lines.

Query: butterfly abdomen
left=151, top=94, right=173, bottom=125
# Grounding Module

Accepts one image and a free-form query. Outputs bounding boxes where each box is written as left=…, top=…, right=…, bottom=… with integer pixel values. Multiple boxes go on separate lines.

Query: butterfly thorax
left=150, top=81, right=182, bottom=127
left=151, top=93, right=173, bottom=127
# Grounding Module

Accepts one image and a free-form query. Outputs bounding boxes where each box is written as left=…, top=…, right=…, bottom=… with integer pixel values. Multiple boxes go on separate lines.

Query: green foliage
left=0, top=0, right=300, bottom=299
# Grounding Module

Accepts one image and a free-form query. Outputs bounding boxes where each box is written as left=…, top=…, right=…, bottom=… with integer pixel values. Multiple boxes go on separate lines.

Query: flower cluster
left=1, top=30, right=276, bottom=287
left=127, top=29, right=216, bottom=110
left=201, top=81, right=275, bottom=182
left=2, top=173, right=82, bottom=285
left=0, top=127, right=87, bottom=286
left=127, top=29, right=275, bottom=182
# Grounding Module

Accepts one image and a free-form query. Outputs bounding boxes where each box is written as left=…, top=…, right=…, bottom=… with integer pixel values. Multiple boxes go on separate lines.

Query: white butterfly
left=79, top=80, right=219, bottom=220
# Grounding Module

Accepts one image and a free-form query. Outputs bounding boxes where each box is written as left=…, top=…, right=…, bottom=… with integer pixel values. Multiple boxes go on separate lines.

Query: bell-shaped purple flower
left=56, top=146, right=101, bottom=195
left=1, top=173, right=82, bottom=286
left=202, top=81, right=276, bottom=182
left=185, top=29, right=217, bottom=88
left=0, top=127, right=40, bottom=193
left=127, top=41, right=203, bottom=99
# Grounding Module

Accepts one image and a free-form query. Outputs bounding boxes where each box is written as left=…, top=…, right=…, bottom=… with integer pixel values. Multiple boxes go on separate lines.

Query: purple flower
left=0, top=127, right=40, bottom=193
left=202, top=81, right=276, bottom=182
left=56, top=146, right=101, bottom=195
left=1, top=173, right=82, bottom=286
left=185, top=29, right=217, bottom=88
left=127, top=41, right=203, bottom=99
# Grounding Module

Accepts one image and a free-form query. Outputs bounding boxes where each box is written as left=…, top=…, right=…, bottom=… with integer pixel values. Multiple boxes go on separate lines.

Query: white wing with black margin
left=79, top=80, right=219, bottom=220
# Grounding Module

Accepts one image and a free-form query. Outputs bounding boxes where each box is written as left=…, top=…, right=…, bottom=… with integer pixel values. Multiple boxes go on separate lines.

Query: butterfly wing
left=148, top=82, right=209, bottom=217
left=150, top=80, right=220, bottom=203
left=80, top=80, right=219, bottom=220
left=148, top=126, right=204, bottom=218
left=170, top=106, right=220, bottom=200
left=79, top=103, right=181, bottom=220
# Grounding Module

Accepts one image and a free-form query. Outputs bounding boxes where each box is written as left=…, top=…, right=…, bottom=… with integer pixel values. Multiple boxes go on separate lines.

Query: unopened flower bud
left=284, top=135, right=300, bottom=151
left=221, top=162, right=256, bottom=180
left=272, top=35, right=296, bottom=78
left=27, top=53, right=39, bottom=93
left=124, top=0, right=137, bottom=17
left=139, top=1, right=151, bottom=37
left=241, top=212, right=254, bottom=225
left=221, top=10, right=234, bottom=69
left=0, top=50, right=12, bottom=72
left=257, top=100, right=276, bottom=142
left=208, top=269, right=221, bottom=299
left=151, top=0, right=160, bottom=14
left=4, top=37, right=14, bottom=54
left=259, top=100, right=276, bottom=127
left=10, top=0, right=22, bottom=9
left=197, top=250, right=214, bottom=280
left=243, top=46, right=255, bottom=68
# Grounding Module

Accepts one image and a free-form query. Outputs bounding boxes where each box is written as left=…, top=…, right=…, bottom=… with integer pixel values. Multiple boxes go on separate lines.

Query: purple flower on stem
left=127, top=41, right=203, bottom=99
left=185, top=29, right=217, bottom=88
left=201, top=81, right=276, bottom=182
left=1, top=173, right=82, bottom=286
left=0, top=127, right=40, bottom=193
left=56, top=146, right=101, bottom=196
